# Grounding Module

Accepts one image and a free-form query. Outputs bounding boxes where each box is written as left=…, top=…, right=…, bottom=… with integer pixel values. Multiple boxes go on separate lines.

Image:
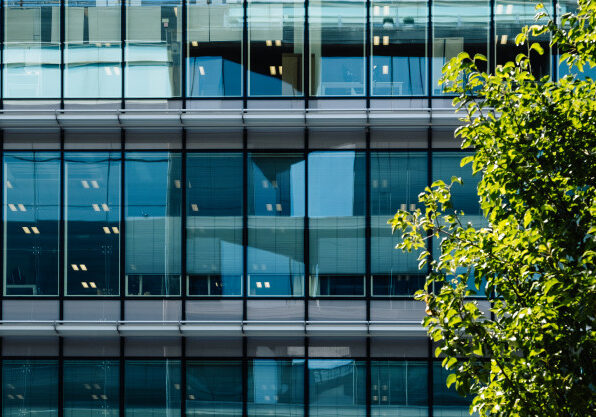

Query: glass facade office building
left=0, top=0, right=573, bottom=416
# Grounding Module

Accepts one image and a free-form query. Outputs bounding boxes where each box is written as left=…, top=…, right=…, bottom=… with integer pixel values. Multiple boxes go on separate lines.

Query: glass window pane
left=371, top=0, right=427, bottom=96
left=187, top=0, right=242, bottom=97
left=125, top=153, right=181, bottom=296
left=126, top=0, right=182, bottom=97
left=248, top=359, right=305, bottom=417
left=187, top=153, right=243, bottom=296
left=4, top=153, right=60, bottom=296
left=248, top=154, right=304, bottom=296
left=309, top=359, right=366, bottom=417
left=248, top=0, right=304, bottom=96
left=125, top=360, right=181, bottom=417
left=370, top=152, right=427, bottom=296
left=3, top=0, right=60, bottom=98
left=309, top=0, right=366, bottom=96
left=557, top=0, right=596, bottom=79
left=3, top=360, right=59, bottom=417
left=187, top=360, right=242, bottom=417
left=495, top=0, right=551, bottom=78
left=371, top=361, right=428, bottom=416
left=309, top=152, right=366, bottom=296
left=64, top=360, right=119, bottom=417
left=432, top=0, right=489, bottom=95
left=65, top=0, right=122, bottom=98
left=433, top=362, right=477, bottom=417
left=65, top=153, right=121, bottom=296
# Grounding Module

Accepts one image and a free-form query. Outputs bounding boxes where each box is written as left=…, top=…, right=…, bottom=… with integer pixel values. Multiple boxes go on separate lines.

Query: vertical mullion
left=366, top=338, right=371, bottom=417
left=58, top=338, right=64, bottom=417
left=242, top=128, right=248, bottom=313
left=427, top=0, right=433, bottom=104
left=120, top=129, right=125, bottom=307
left=304, top=0, right=310, bottom=106
left=181, top=0, right=187, bottom=108
left=60, top=0, right=65, bottom=107
left=121, top=0, right=126, bottom=107
left=552, top=0, right=558, bottom=80
left=243, top=0, right=248, bottom=105
left=428, top=338, right=434, bottom=417
left=242, top=340, right=248, bottom=417
left=304, top=127, right=309, bottom=320
left=490, top=0, right=496, bottom=74
left=365, top=0, right=371, bottom=105
left=304, top=336, right=309, bottom=417
left=427, top=127, right=433, bottom=417
left=59, top=131, right=65, bottom=319
left=1, top=0, right=4, bottom=109
left=365, top=128, right=371, bottom=307
left=180, top=131, right=187, bottom=417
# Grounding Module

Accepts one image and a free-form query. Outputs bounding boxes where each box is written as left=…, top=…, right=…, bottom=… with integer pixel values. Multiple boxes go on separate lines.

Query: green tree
left=390, top=1, right=596, bottom=415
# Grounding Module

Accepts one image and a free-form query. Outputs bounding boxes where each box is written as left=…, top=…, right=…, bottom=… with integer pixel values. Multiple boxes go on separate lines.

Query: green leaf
left=446, top=373, right=457, bottom=388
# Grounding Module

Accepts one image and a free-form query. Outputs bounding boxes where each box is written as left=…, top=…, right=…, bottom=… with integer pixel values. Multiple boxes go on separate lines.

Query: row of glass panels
left=3, top=151, right=480, bottom=297
left=3, top=359, right=474, bottom=417
left=1, top=0, right=566, bottom=98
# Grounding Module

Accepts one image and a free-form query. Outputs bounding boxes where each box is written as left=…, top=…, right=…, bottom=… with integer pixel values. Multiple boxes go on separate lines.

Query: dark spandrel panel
left=308, top=152, right=366, bottom=295
left=63, top=337, right=120, bottom=357
left=64, top=360, right=119, bottom=417
left=65, top=0, right=122, bottom=98
left=3, top=0, right=61, bottom=98
left=309, top=360, right=366, bottom=416
left=63, top=300, right=120, bottom=321
left=248, top=360, right=305, bottom=416
left=2, top=300, right=60, bottom=320
left=495, top=0, right=552, bottom=79
left=3, top=153, right=60, bottom=296
left=308, top=300, right=366, bottom=321
left=125, top=360, right=181, bottom=416
left=187, top=153, right=243, bottom=296
left=247, top=299, right=304, bottom=321
left=187, top=0, right=243, bottom=97
left=186, top=300, right=244, bottom=321
left=187, top=360, right=243, bottom=417
left=370, top=337, right=429, bottom=358
left=371, top=0, right=428, bottom=96
left=125, top=152, right=182, bottom=296
left=64, top=153, right=121, bottom=296
left=125, top=338, right=182, bottom=357
left=125, top=0, right=182, bottom=98
left=2, top=360, right=59, bottom=417
left=124, top=300, right=181, bottom=321
left=248, top=153, right=305, bottom=296
left=2, top=337, right=60, bottom=356
left=309, top=0, right=366, bottom=96
left=371, top=361, right=428, bottom=416
left=247, top=338, right=305, bottom=357
left=248, top=0, right=305, bottom=97
left=308, top=338, right=367, bottom=357
left=370, top=127, right=428, bottom=149
left=186, top=337, right=243, bottom=357
left=432, top=0, right=490, bottom=95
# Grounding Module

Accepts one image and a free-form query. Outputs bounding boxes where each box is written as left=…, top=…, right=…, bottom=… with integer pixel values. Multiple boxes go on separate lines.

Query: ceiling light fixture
left=81, top=282, right=89, bottom=288
left=103, top=226, right=111, bottom=234
left=18, top=203, right=26, bottom=212
left=112, top=226, right=119, bottom=234
left=81, top=180, right=90, bottom=188
left=31, top=226, right=40, bottom=234
left=72, top=264, right=79, bottom=271
left=8, top=203, right=16, bottom=211
left=91, top=180, right=99, bottom=188
left=22, top=226, right=31, bottom=234
left=92, top=204, right=100, bottom=212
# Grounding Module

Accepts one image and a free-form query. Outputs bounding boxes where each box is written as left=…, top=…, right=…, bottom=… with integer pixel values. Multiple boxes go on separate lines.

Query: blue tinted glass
left=433, top=362, right=477, bottom=416
left=4, top=153, right=60, bottom=296
left=432, top=0, right=489, bottom=95
left=64, top=360, right=119, bottom=417
left=3, top=360, right=59, bottom=417
left=125, top=360, right=181, bottom=417
left=309, top=360, right=366, bottom=417
left=65, top=153, right=121, bottom=296
left=125, top=0, right=182, bottom=97
left=556, top=1, right=596, bottom=79
left=125, top=153, right=182, bottom=296
left=3, top=0, right=61, bottom=98
left=308, top=152, right=366, bottom=296
left=248, top=154, right=305, bottom=296
left=187, top=360, right=242, bottom=417
left=371, top=152, right=427, bottom=295
left=371, top=361, right=428, bottom=416
left=187, top=0, right=242, bottom=97
left=65, top=0, right=122, bottom=98
left=187, top=153, right=243, bottom=296
left=248, top=359, right=305, bottom=417
left=371, top=0, right=427, bottom=96
left=309, top=0, right=366, bottom=96
left=248, top=0, right=305, bottom=96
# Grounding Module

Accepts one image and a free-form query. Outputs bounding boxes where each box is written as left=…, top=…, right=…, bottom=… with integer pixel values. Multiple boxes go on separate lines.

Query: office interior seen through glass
left=0, top=0, right=571, bottom=99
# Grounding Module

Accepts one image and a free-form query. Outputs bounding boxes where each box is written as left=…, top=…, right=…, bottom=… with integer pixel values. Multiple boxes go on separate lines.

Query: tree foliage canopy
left=390, top=1, right=596, bottom=415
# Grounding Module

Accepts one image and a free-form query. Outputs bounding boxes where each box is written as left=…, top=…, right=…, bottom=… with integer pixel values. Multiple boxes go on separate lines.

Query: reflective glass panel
left=187, top=0, right=242, bottom=97
left=64, top=360, right=119, bottom=417
left=65, top=153, right=121, bottom=296
left=125, top=153, right=182, bottom=296
left=248, top=154, right=305, bottom=296
left=370, top=152, right=427, bottom=296
left=248, top=0, right=304, bottom=96
left=3, top=153, right=60, bottom=296
left=309, top=0, right=366, bottom=96
left=371, top=0, right=427, bottom=96
left=432, top=0, right=489, bottom=95
left=125, top=360, right=181, bottom=417
left=248, top=359, right=305, bottom=417
left=3, top=360, right=59, bottom=417
left=65, top=0, right=122, bottom=98
left=187, top=360, right=242, bottom=417
left=125, top=0, right=182, bottom=97
left=495, top=0, right=551, bottom=78
left=433, top=362, right=477, bottom=417
left=371, top=361, right=428, bottom=416
left=187, top=153, right=243, bottom=296
left=3, top=0, right=60, bottom=98
left=309, top=152, right=366, bottom=296
left=309, top=359, right=366, bottom=417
